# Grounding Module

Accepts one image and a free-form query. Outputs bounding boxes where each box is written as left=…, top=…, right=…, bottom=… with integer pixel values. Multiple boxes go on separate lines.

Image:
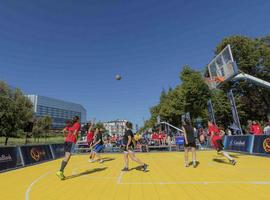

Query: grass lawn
left=0, top=136, right=64, bottom=146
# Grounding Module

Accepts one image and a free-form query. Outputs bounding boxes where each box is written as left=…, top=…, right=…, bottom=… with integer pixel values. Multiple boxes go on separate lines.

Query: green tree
left=261, top=36, right=270, bottom=47
left=210, top=90, right=231, bottom=126
left=159, top=86, right=184, bottom=126
left=42, top=116, right=52, bottom=142
left=0, top=81, right=33, bottom=145
left=143, top=35, right=270, bottom=131
left=31, top=116, right=52, bottom=143
left=32, top=118, right=43, bottom=142
left=180, top=66, right=211, bottom=121
left=143, top=66, right=211, bottom=129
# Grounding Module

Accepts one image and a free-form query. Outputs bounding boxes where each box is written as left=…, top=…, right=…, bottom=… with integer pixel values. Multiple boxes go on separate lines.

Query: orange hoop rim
left=205, top=76, right=225, bottom=83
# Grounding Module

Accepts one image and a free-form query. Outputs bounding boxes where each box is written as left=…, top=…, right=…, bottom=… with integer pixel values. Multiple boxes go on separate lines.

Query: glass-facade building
left=26, top=95, right=86, bottom=129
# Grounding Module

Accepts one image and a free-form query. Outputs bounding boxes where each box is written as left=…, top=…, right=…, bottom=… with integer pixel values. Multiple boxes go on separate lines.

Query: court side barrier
left=0, top=143, right=64, bottom=172
left=224, top=135, right=270, bottom=155
left=50, top=143, right=65, bottom=158
left=0, top=146, right=22, bottom=172
left=252, top=135, right=270, bottom=155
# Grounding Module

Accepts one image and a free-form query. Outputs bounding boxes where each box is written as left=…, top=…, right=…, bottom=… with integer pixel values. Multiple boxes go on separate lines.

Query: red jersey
left=162, top=133, right=166, bottom=139
left=65, top=122, right=81, bottom=143
left=86, top=131, right=94, bottom=143
left=64, top=125, right=71, bottom=136
left=250, top=124, right=262, bottom=135
left=208, top=124, right=221, bottom=141
left=111, top=135, right=117, bottom=143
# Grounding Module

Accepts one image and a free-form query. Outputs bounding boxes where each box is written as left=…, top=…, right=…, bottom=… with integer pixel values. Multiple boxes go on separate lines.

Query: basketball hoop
left=205, top=76, right=225, bottom=90
left=206, top=45, right=238, bottom=89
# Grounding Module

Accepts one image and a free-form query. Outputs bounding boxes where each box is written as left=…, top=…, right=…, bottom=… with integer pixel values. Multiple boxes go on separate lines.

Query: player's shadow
left=65, top=167, right=107, bottom=180
left=129, top=166, right=149, bottom=172
left=229, top=153, right=247, bottom=158
left=102, top=157, right=115, bottom=163
left=212, top=158, right=231, bottom=165
left=188, top=161, right=200, bottom=168
left=229, top=154, right=239, bottom=158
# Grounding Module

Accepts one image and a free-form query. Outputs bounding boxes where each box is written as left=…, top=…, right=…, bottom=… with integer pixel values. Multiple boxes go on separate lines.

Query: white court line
left=25, top=160, right=91, bottom=200
left=118, top=181, right=270, bottom=185
left=82, top=176, right=118, bottom=180
left=25, top=171, right=53, bottom=200
left=117, top=171, right=124, bottom=184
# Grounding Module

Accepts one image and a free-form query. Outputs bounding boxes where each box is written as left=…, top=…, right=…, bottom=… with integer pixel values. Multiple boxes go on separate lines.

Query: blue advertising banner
left=20, top=145, right=53, bottom=165
left=224, top=135, right=253, bottom=153
left=252, top=135, right=270, bottom=155
left=175, top=137, right=184, bottom=145
left=50, top=143, right=65, bottom=158
left=0, top=147, right=18, bottom=172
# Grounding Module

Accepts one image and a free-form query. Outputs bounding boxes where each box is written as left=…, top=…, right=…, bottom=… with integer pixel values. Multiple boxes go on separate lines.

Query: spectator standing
left=111, top=134, right=118, bottom=144
left=161, top=131, right=167, bottom=145
left=264, top=122, right=270, bottom=135
left=158, top=131, right=163, bottom=145
left=250, top=121, right=263, bottom=135
left=134, top=133, right=141, bottom=142
left=198, top=127, right=206, bottom=144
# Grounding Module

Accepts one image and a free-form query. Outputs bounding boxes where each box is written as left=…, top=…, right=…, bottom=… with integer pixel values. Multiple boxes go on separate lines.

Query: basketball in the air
left=115, top=74, right=121, bottom=80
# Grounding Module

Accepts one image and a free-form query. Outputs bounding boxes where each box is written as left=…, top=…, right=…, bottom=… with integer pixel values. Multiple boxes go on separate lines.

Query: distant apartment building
left=103, top=120, right=127, bottom=136
left=26, top=95, right=86, bottom=129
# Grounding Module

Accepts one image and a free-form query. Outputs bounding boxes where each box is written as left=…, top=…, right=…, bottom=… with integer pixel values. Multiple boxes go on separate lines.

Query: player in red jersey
left=208, top=121, right=236, bottom=165
left=56, top=116, right=81, bottom=180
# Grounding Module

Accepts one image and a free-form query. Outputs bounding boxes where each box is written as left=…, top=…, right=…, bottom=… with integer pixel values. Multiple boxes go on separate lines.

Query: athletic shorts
left=122, top=145, right=134, bottom=152
left=213, top=139, right=224, bottom=152
left=88, top=141, right=93, bottom=147
left=184, top=141, right=196, bottom=148
left=64, top=141, right=73, bottom=153
left=93, top=144, right=104, bottom=153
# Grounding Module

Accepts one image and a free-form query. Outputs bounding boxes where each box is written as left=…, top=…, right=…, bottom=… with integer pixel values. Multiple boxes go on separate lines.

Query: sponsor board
left=50, top=143, right=65, bottom=158
left=224, top=135, right=253, bottom=153
left=20, top=145, right=53, bottom=165
left=253, top=135, right=270, bottom=155
left=175, top=137, right=184, bottom=145
left=0, top=147, right=18, bottom=172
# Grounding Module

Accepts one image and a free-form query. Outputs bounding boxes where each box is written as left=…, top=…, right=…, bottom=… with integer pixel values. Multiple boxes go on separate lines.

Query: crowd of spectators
left=247, top=120, right=270, bottom=135
left=79, top=119, right=270, bottom=153
left=100, top=130, right=175, bottom=152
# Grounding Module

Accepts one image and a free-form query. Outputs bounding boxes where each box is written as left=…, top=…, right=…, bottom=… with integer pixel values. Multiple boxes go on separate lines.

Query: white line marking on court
left=118, top=181, right=270, bottom=185
left=117, top=171, right=124, bottom=184
left=82, top=176, right=118, bottom=180
left=24, top=160, right=99, bottom=200
left=25, top=171, right=53, bottom=200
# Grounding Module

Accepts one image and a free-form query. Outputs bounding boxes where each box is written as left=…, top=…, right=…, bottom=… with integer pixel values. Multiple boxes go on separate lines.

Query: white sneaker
left=99, top=159, right=104, bottom=163
left=88, top=159, right=94, bottom=163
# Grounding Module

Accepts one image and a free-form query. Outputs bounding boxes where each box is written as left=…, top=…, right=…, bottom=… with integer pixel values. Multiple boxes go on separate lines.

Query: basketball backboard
left=206, top=45, right=238, bottom=89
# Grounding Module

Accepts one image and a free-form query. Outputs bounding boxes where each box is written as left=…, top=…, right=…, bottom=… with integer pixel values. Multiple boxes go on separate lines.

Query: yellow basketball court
left=0, top=151, right=269, bottom=200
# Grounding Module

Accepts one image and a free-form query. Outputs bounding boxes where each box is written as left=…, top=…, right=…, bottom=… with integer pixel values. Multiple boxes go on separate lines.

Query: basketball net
left=205, top=76, right=225, bottom=89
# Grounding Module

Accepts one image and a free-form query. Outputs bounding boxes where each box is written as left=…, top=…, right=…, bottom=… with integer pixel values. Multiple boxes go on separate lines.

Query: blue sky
left=0, top=0, right=270, bottom=126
